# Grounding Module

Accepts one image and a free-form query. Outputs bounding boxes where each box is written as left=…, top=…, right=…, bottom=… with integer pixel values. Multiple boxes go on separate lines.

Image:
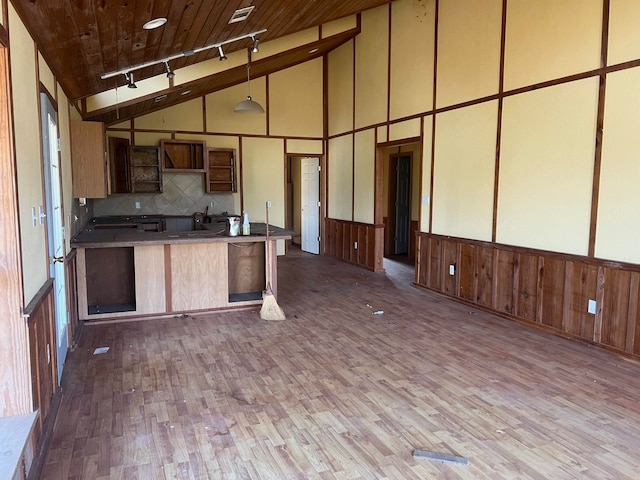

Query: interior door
left=41, top=93, right=67, bottom=383
left=301, top=157, right=320, bottom=254
left=394, top=156, right=411, bottom=255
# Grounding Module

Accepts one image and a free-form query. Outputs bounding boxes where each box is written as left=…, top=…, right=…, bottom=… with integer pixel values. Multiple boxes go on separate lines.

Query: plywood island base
left=75, top=238, right=280, bottom=322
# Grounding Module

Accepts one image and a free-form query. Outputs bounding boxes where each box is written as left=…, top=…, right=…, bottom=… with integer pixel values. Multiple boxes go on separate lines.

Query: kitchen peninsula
left=71, top=216, right=292, bottom=322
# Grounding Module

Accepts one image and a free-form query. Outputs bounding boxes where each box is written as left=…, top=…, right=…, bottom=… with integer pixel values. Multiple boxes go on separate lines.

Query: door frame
left=285, top=153, right=326, bottom=253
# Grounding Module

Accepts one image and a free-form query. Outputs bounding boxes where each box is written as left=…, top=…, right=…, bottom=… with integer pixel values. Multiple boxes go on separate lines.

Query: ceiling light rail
left=100, top=29, right=267, bottom=81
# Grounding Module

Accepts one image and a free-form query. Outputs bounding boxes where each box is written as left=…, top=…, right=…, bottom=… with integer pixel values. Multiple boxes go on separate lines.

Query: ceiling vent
left=229, top=6, right=255, bottom=24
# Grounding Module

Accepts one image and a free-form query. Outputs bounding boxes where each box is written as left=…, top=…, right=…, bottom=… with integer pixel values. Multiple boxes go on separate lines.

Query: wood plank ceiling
left=12, top=0, right=394, bottom=125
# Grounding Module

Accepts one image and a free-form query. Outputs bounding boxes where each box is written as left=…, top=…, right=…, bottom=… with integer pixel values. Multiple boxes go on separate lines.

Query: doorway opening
left=41, top=91, right=68, bottom=383
left=286, top=155, right=322, bottom=255
left=375, top=139, right=422, bottom=269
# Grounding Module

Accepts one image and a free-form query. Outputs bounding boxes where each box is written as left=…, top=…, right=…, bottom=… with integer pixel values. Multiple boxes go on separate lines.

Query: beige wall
left=596, top=67, right=640, bottom=263
left=205, top=79, right=267, bottom=135
left=432, top=102, right=497, bottom=241
left=609, top=0, right=640, bottom=64
left=497, top=79, right=598, bottom=255
left=353, top=129, right=375, bottom=224
left=10, top=5, right=47, bottom=303
left=389, top=0, right=434, bottom=120
left=269, top=59, right=323, bottom=138
left=328, top=135, right=353, bottom=220
left=135, top=99, right=204, bottom=132
left=436, top=0, right=501, bottom=108
left=328, top=41, right=354, bottom=137
left=355, top=7, right=388, bottom=129
left=420, top=116, right=432, bottom=232
left=503, top=0, right=602, bottom=90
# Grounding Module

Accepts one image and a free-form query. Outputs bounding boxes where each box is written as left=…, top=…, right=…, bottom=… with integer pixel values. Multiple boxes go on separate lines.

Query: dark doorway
left=387, top=153, right=412, bottom=256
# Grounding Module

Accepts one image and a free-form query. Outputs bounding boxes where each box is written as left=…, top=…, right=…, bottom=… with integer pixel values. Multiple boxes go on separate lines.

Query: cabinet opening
left=85, top=247, right=136, bottom=314
left=228, top=242, right=265, bottom=303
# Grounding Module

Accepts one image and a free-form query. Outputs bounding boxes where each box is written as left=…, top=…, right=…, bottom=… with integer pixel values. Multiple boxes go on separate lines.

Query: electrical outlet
left=449, top=264, right=455, bottom=276
left=588, top=299, right=597, bottom=315
left=31, top=207, right=37, bottom=227
left=267, top=201, right=272, bottom=208
left=354, top=241, right=358, bottom=250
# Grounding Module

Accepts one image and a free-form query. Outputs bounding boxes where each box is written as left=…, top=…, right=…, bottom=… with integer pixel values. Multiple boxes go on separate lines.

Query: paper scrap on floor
left=93, top=347, right=109, bottom=355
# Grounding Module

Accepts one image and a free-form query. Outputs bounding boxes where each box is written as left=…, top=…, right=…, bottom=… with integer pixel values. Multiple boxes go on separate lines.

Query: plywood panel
left=429, top=237, right=442, bottom=291
left=354, top=129, right=375, bottom=224
left=497, top=78, right=598, bottom=255
left=328, top=134, right=353, bottom=220
left=38, top=53, right=56, bottom=96
left=442, top=240, right=457, bottom=296
left=389, top=0, right=434, bottom=120
left=516, top=253, right=538, bottom=322
left=459, top=244, right=475, bottom=302
left=171, top=243, right=228, bottom=311
left=540, top=258, right=565, bottom=329
left=503, top=0, right=602, bottom=90
left=608, top=0, right=640, bottom=65
left=269, top=59, right=323, bottom=138
left=134, top=245, right=166, bottom=315
left=564, top=262, right=597, bottom=340
left=355, top=6, right=388, bottom=129
left=495, top=250, right=515, bottom=314
left=287, top=139, right=323, bottom=155
left=436, top=0, right=502, bottom=108
left=432, top=101, right=497, bottom=241
left=328, top=41, right=354, bottom=137
left=476, top=246, right=494, bottom=307
left=595, top=68, right=640, bottom=264
left=601, top=268, right=630, bottom=351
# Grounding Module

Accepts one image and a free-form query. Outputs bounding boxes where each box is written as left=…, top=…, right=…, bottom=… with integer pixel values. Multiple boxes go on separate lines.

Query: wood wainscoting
left=324, top=218, right=384, bottom=272
left=415, top=233, right=640, bottom=358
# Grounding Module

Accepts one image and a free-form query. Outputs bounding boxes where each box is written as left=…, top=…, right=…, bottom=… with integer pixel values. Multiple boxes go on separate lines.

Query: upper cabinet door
left=70, top=121, right=107, bottom=198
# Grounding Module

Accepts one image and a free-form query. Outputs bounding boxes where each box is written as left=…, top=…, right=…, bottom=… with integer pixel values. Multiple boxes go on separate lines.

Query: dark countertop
left=71, top=216, right=293, bottom=248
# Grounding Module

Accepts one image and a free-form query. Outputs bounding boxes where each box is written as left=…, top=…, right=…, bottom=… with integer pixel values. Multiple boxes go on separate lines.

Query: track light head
left=164, top=61, right=175, bottom=79
left=251, top=36, right=259, bottom=53
left=124, top=72, right=137, bottom=89
left=218, top=46, right=227, bottom=61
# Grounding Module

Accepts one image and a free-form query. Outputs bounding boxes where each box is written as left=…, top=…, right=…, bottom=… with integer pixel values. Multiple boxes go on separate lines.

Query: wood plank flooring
left=42, top=248, right=640, bottom=479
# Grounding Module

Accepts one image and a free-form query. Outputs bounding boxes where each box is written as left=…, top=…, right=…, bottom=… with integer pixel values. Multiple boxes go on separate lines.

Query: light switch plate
left=449, top=264, right=455, bottom=276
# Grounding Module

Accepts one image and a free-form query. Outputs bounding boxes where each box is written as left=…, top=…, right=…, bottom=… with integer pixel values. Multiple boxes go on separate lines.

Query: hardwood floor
left=42, top=248, right=640, bottom=479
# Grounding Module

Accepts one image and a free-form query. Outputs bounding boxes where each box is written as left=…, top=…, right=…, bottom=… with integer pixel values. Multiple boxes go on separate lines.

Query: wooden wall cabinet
left=70, top=121, right=107, bottom=198
left=205, top=148, right=236, bottom=193
left=131, top=146, right=162, bottom=193
left=161, top=139, right=205, bottom=171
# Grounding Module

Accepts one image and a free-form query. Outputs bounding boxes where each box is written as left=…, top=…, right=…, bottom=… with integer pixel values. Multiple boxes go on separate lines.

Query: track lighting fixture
left=101, top=29, right=266, bottom=82
left=164, top=61, right=175, bottom=79
left=124, top=72, right=137, bottom=89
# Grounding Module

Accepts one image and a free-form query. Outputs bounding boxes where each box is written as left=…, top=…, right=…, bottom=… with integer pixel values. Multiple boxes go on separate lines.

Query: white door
left=301, top=157, right=320, bottom=254
left=41, top=94, right=68, bottom=383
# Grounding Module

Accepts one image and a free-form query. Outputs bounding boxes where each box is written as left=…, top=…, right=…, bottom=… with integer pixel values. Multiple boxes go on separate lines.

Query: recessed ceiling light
left=229, top=6, right=255, bottom=24
left=181, top=90, right=192, bottom=96
left=143, top=17, right=167, bottom=30
left=309, top=48, right=319, bottom=54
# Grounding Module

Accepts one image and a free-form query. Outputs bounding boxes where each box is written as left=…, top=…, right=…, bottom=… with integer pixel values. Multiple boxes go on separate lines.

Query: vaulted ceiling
left=12, top=0, right=394, bottom=125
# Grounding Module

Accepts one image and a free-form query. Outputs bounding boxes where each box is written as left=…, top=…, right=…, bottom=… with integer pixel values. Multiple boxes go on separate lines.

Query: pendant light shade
left=234, top=96, right=265, bottom=113
left=234, top=55, right=264, bottom=114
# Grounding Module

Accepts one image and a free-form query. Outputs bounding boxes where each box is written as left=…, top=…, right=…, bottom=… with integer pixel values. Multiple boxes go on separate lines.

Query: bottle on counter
left=242, top=211, right=250, bottom=235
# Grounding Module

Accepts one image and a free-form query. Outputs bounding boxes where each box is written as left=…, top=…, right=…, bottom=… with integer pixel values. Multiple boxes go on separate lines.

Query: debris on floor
left=412, top=449, right=469, bottom=466
left=373, top=310, right=384, bottom=315
left=93, top=347, right=109, bottom=355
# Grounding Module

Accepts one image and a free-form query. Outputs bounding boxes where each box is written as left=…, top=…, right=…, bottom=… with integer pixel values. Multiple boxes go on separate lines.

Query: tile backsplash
left=93, top=173, right=236, bottom=217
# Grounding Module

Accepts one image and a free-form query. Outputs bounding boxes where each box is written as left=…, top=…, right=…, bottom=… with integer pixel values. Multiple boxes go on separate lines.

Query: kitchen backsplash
left=93, top=173, right=236, bottom=216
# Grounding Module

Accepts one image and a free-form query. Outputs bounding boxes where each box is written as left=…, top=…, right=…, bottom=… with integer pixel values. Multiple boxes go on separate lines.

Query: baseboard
left=27, top=388, right=63, bottom=480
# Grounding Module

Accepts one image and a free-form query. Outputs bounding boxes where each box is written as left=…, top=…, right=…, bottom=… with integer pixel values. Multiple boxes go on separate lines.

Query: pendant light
left=234, top=51, right=264, bottom=114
